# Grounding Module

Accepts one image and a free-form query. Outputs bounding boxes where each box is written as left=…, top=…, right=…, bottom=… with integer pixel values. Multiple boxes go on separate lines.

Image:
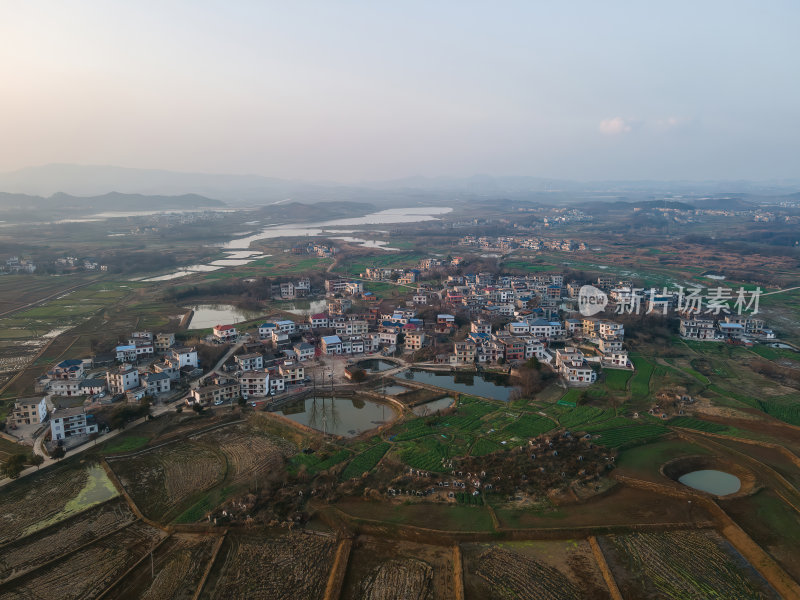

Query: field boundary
left=192, top=530, right=227, bottom=600
left=323, top=537, right=352, bottom=600
left=104, top=418, right=245, bottom=460
left=95, top=532, right=171, bottom=600
left=588, top=535, right=623, bottom=600
left=452, top=545, right=465, bottom=600
left=0, top=520, right=137, bottom=588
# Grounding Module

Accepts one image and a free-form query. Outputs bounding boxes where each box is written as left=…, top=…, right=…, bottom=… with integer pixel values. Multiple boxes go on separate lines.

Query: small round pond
left=678, top=470, right=741, bottom=496
left=279, top=396, right=397, bottom=437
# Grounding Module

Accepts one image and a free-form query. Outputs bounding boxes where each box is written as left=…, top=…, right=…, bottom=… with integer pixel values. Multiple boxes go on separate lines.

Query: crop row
left=342, top=443, right=391, bottom=479
left=504, top=414, right=555, bottom=439
left=559, top=406, right=615, bottom=429
left=668, top=417, right=729, bottom=433
left=595, top=425, right=669, bottom=448
left=289, top=449, right=351, bottom=475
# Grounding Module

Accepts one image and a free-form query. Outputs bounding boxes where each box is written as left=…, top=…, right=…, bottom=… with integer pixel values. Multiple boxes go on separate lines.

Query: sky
left=1, top=1, right=798, bottom=182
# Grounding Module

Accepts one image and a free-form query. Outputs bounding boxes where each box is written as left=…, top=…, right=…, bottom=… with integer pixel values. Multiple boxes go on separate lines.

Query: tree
left=50, top=445, right=66, bottom=460
left=2, top=453, right=27, bottom=479
left=349, top=368, right=367, bottom=383
left=31, top=454, right=44, bottom=470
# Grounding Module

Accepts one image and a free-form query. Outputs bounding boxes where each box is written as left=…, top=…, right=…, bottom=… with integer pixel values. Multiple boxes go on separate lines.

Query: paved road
left=0, top=394, right=186, bottom=489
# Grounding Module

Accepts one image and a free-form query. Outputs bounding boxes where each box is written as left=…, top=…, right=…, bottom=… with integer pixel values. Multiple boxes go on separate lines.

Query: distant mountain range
left=0, top=164, right=798, bottom=206
left=0, top=191, right=224, bottom=214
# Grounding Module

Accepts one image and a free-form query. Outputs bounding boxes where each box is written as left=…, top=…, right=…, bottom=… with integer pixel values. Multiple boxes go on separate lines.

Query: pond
left=412, top=396, right=455, bottom=416
left=379, top=384, right=411, bottom=396
left=356, top=359, right=399, bottom=373
left=398, top=369, right=514, bottom=402
left=283, top=299, right=329, bottom=316
left=186, top=304, right=266, bottom=329
left=678, top=470, right=741, bottom=495
left=278, top=396, right=397, bottom=437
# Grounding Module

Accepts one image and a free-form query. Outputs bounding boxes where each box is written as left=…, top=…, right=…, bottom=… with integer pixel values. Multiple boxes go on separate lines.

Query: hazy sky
left=1, top=1, right=798, bottom=182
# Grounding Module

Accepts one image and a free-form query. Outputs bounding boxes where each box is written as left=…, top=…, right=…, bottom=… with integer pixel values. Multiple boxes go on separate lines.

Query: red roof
left=214, top=324, right=235, bottom=330
left=310, top=313, right=329, bottom=319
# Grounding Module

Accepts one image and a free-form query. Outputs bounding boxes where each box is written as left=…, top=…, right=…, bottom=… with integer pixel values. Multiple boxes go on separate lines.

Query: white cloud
left=599, top=117, right=632, bottom=135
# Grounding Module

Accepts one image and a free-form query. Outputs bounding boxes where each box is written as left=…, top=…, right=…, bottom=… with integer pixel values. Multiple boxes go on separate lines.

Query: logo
left=578, top=285, right=608, bottom=316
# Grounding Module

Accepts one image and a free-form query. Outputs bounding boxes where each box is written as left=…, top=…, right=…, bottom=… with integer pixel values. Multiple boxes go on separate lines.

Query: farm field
left=598, top=530, right=777, bottom=599
left=104, top=533, right=219, bottom=600
left=0, top=462, right=119, bottom=544
left=0, top=499, right=135, bottom=584
left=615, top=438, right=712, bottom=483
left=109, top=441, right=226, bottom=522
left=493, top=485, right=710, bottom=530
left=720, top=489, right=800, bottom=582
left=340, top=537, right=455, bottom=600
left=333, top=500, right=496, bottom=532
left=200, top=532, right=336, bottom=600
left=461, top=540, right=611, bottom=600
left=0, top=520, right=166, bottom=600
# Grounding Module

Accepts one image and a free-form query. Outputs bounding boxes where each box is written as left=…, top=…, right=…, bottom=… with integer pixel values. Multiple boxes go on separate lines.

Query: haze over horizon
left=2, top=1, right=798, bottom=183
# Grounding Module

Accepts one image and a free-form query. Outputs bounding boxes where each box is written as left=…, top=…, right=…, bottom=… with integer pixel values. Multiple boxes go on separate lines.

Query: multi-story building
left=321, top=335, right=343, bottom=355
left=279, top=361, right=305, bottom=384
left=679, top=317, right=716, bottom=340
left=471, top=320, right=492, bottom=334
left=107, top=364, right=140, bottom=395
left=212, top=324, right=238, bottom=341
left=235, top=353, right=263, bottom=372
left=309, top=313, right=329, bottom=329
left=598, top=321, right=624, bottom=340
left=190, top=381, right=240, bottom=405
left=239, top=370, right=270, bottom=397
left=335, top=319, right=368, bottom=336
left=154, top=332, right=175, bottom=352
left=405, top=331, right=426, bottom=352
left=141, top=372, right=171, bottom=395
left=170, top=347, right=198, bottom=369
left=293, top=342, right=316, bottom=361
left=453, top=340, right=477, bottom=364
left=50, top=407, right=98, bottom=441
left=7, top=397, right=48, bottom=427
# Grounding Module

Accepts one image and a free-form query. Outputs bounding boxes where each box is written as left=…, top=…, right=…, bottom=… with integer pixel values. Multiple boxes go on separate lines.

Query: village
left=3, top=252, right=780, bottom=468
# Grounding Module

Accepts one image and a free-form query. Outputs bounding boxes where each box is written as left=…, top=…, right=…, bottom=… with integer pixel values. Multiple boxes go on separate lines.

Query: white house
left=309, top=313, right=329, bottom=329
left=239, top=370, right=270, bottom=397
left=50, top=407, right=98, bottom=441
left=293, top=342, right=315, bottom=361
left=213, top=324, right=238, bottom=341
left=107, top=364, right=140, bottom=395
left=321, top=335, right=343, bottom=355
left=235, top=352, right=263, bottom=372
left=259, top=323, right=277, bottom=338
left=170, top=347, right=198, bottom=369
left=141, top=372, right=171, bottom=395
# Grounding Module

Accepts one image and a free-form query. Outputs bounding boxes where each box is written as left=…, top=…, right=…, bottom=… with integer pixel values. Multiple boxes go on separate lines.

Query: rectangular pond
left=397, top=369, right=514, bottom=402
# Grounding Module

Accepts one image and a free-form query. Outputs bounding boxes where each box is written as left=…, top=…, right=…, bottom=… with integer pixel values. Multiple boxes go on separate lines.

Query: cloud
left=599, top=117, right=632, bottom=135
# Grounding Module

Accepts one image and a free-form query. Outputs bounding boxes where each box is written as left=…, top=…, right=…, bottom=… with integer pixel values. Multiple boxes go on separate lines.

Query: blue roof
left=57, top=359, right=83, bottom=367
left=259, top=322, right=275, bottom=328
left=322, top=335, right=341, bottom=344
